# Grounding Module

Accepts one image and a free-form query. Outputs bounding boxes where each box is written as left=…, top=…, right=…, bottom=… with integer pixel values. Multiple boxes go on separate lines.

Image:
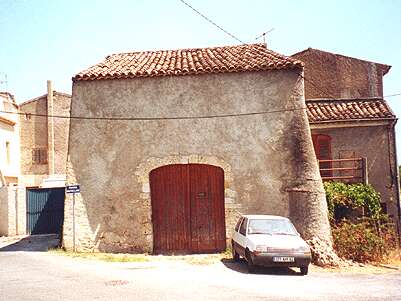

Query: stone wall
left=64, top=69, right=330, bottom=253
left=19, top=96, right=49, bottom=177
left=293, top=48, right=388, bottom=99
left=19, top=92, right=71, bottom=186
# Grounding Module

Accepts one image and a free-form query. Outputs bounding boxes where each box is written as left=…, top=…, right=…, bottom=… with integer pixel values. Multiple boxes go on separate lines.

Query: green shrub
left=324, top=182, right=382, bottom=222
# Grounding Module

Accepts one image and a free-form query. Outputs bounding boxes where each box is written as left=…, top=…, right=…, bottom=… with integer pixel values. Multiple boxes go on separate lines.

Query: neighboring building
left=293, top=48, right=400, bottom=223
left=0, top=92, right=20, bottom=185
left=0, top=92, right=21, bottom=236
left=0, top=84, right=71, bottom=237
left=19, top=82, right=71, bottom=188
left=63, top=43, right=332, bottom=254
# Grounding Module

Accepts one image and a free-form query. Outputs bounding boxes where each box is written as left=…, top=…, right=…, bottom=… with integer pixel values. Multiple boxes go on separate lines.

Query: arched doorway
left=150, top=164, right=226, bottom=254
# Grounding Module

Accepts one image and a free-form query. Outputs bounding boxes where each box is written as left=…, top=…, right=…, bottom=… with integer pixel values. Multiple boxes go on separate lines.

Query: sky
left=0, top=0, right=400, bottom=153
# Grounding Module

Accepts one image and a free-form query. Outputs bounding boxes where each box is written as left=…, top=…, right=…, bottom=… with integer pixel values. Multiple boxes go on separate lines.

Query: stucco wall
left=293, top=49, right=386, bottom=99
left=0, top=187, right=9, bottom=235
left=64, top=70, right=329, bottom=253
left=311, top=125, right=399, bottom=219
left=0, top=94, right=20, bottom=183
left=0, top=186, right=25, bottom=236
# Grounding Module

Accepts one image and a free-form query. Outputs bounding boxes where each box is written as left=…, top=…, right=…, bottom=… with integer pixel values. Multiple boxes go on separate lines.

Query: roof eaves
left=309, top=117, right=396, bottom=124
left=0, top=115, right=16, bottom=126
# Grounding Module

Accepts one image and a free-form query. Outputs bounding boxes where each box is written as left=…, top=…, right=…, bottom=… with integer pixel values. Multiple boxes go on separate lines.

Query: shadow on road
left=0, top=234, right=60, bottom=252
left=221, top=258, right=301, bottom=276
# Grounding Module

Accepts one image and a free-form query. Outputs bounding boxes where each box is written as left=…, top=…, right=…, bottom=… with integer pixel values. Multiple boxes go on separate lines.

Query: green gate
left=26, top=188, right=65, bottom=235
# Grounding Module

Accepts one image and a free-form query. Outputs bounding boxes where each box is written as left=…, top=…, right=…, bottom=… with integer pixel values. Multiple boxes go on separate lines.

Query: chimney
left=47, top=80, right=55, bottom=175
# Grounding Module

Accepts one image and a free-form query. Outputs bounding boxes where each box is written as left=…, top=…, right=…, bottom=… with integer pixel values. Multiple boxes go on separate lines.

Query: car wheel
left=245, top=250, right=255, bottom=273
left=231, top=241, right=240, bottom=262
left=300, top=266, right=309, bottom=275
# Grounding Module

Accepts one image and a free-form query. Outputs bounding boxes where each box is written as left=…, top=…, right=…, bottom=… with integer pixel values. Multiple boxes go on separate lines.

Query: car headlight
left=255, top=245, right=268, bottom=253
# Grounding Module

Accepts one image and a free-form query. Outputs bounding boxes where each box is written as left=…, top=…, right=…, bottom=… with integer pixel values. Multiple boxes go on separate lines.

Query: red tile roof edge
left=73, top=43, right=304, bottom=82
left=307, top=98, right=396, bottom=123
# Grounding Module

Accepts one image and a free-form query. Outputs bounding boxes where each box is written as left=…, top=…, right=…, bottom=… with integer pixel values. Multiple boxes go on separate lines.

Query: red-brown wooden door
left=150, top=164, right=226, bottom=254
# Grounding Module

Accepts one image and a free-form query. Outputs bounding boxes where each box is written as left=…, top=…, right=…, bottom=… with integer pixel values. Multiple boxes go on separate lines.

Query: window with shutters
left=32, top=148, right=47, bottom=164
left=311, top=134, right=332, bottom=177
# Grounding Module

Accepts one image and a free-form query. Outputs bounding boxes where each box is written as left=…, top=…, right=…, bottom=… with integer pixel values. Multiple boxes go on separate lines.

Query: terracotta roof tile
left=307, top=99, right=395, bottom=123
left=73, top=44, right=303, bottom=81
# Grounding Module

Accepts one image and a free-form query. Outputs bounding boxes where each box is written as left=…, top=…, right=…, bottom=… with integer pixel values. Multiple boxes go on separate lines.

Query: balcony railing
left=317, top=157, right=368, bottom=184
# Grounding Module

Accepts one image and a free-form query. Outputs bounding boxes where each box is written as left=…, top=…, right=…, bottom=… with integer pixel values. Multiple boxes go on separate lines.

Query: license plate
left=273, top=256, right=294, bottom=262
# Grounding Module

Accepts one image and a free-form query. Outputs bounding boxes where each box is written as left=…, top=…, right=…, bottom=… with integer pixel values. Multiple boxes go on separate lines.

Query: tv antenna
left=255, top=28, right=275, bottom=44
left=0, top=73, right=8, bottom=91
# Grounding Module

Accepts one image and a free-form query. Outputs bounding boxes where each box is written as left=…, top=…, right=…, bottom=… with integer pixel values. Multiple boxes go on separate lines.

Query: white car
left=231, top=215, right=312, bottom=275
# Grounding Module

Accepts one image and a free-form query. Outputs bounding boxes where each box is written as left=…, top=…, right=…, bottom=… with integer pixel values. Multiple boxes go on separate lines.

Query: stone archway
left=150, top=163, right=225, bottom=254
left=135, top=155, right=241, bottom=252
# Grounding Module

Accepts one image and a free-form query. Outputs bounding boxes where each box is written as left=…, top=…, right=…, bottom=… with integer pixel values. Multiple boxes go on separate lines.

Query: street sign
left=66, top=185, right=80, bottom=194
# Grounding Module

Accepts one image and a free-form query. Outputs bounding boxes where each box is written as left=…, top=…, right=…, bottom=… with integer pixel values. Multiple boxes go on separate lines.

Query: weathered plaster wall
left=0, top=187, right=9, bottom=235
left=64, top=70, right=329, bottom=253
left=0, top=94, right=20, bottom=184
left=293, top=49, right=387, bottom=99
left=311, top=125, right=399, bottom=220
left=0, top=186, right=26, bottom=236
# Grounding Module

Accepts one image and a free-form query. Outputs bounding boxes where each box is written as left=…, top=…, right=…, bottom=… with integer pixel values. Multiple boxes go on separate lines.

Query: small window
left=239, top=218, right=248, bottom=236
left=32, top=148, right=47, bottom=164
left=312, top=134, right=332, bottom=177
left=5, top=141, right=10, bottom=164
left=235, top=217, right=243, bottom=232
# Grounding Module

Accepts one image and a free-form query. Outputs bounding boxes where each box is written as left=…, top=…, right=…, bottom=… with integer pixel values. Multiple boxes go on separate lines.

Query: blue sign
left=66, top=185, right=80, bottom=194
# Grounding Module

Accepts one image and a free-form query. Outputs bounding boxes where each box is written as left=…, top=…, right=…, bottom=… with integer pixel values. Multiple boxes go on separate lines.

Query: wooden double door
left=150, top=164, right=226, bottom=254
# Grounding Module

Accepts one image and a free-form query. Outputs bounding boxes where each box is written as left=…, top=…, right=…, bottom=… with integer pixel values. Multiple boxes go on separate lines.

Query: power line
left=384, top=93, right=401, bottom=98
left=0, top=106, right=306, bottom=121
left=178, top=0, right=245, bottom=44
left=177, top=0, right=339, bottom=101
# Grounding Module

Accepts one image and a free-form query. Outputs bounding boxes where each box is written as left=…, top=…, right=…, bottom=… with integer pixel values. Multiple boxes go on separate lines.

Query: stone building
left=19, top=82, right=71, bottom=187
left=63, top=43, right=331, bottom=254
left=293, top=48, right=400, bottom=223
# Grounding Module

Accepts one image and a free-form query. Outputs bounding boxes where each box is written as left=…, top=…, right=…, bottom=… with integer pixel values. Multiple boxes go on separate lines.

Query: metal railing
left=317, top=157, right=368, bottom=184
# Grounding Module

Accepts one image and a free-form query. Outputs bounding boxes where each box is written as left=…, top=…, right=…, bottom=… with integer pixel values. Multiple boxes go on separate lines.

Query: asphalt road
left=0, top=250, right=401, bottom=301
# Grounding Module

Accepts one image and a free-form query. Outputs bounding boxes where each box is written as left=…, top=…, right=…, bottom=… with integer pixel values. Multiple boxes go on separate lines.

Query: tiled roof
left=73, top=44, right=303, bottom=81
left=307, top=98, right=395, bottom=123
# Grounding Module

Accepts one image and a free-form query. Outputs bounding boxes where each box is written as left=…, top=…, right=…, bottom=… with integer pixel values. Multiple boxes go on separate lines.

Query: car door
left=234, top=217, right=248, bottom=256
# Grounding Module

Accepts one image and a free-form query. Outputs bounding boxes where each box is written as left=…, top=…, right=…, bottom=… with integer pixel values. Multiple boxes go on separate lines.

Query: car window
left=247, top=219, right=298, bottom=235
left=239, top=218, right=247, bottom=236
left=235, top=217, right=243, bottom=232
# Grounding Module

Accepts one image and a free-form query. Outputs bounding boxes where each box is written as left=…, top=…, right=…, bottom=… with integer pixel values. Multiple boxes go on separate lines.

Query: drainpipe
left=47, top=80, right=55, bottom=175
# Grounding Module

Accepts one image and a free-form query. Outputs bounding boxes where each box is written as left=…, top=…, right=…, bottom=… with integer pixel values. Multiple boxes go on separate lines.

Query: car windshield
left=247, top=219, right=298, bottom=235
